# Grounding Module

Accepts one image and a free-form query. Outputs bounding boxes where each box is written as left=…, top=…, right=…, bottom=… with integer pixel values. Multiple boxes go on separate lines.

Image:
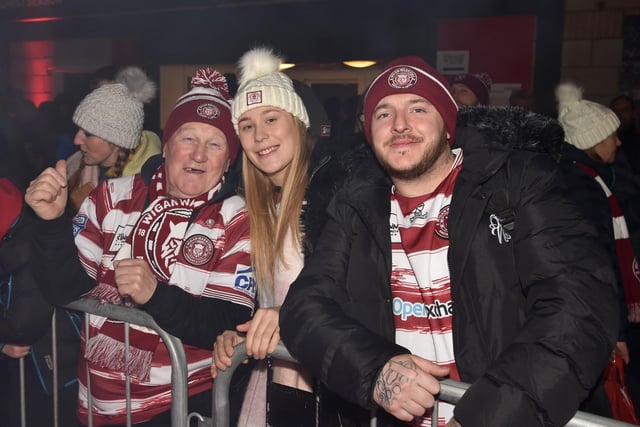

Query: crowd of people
left=1, top=48, right=640, bottom=427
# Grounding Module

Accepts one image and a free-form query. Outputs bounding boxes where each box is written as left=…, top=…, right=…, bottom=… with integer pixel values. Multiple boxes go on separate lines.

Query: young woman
left=211, top=47, right=363, bottom=426
left=66, top=66, right=161, bottom=213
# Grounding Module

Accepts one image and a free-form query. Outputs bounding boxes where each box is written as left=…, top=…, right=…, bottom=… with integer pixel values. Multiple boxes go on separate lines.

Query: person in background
left=509, top=87, right=534, bottom=111
left=450, top=72, right=492, bottom=106
left=0, top=177, right=81, bottom=427
left=555, top=82, right=640, bottom=418
left=610, top=94, right=640, bottom=175
left=280, top=56, right=618, bottom=426
left=66, top=66, right=161, bottom=214
left=211, top=46, right=356, bottom=427
left=25, top=68, right=254, bottom=426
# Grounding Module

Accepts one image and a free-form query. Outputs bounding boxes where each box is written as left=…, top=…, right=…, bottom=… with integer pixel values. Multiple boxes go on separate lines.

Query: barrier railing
left=17, top=302, right=638, bottom=427
left=212, top=342, right=638, bottom=427
left=63, top=297, right=190, bottom=427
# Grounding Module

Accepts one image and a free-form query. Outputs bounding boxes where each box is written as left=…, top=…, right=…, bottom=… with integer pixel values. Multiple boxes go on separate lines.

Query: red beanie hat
left=0, top=178, right=23, bottom=241
left=452, top=73, right=492, bottom=106
left=162, top=68, right=240, bottom=164
left=363, top=56, right=459, bottom=145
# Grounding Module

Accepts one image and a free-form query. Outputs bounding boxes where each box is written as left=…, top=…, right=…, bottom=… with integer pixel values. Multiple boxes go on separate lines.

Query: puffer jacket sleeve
left=0, top=212, right=54, bottom=344
left=454, top=153, right=619, bottom=426
left=31, top=213, right=95, bottom=306
left=280, top=189, right=409, bottom=410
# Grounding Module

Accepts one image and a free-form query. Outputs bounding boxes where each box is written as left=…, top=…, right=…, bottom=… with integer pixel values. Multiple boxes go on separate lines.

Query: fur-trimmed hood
left=455, top=106, right=565, bottom=162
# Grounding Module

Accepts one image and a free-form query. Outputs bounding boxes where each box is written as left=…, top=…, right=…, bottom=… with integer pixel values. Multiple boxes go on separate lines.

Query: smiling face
left=370, top=93, right=450, bottom=182
left=73, top=128, right=120, bottom=167
left=162, top=122, right=230, bottom=198
left=237, top=106, right=298, bottom=186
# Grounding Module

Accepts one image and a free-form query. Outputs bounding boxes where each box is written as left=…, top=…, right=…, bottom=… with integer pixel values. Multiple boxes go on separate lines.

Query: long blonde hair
left=242, top=117, right=313, bottom=296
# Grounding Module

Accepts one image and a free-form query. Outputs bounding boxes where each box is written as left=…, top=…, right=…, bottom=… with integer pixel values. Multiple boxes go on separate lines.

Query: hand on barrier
left=1, top=343, right=30, bottom=359
left=241, top=306, right=280, bottom=360
left=211, top=330, right=246, bottom=378
left=211, top=306, right=281, bottom=378
left=24, top=160, right=68, bottom=220
left=373, top=354, right=449, bottom=422
left=114, top=258, right=158, bottom=305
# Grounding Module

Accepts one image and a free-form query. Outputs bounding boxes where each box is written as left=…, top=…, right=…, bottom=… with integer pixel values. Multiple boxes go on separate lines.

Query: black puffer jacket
left=280, top=107, right=619, bottom=427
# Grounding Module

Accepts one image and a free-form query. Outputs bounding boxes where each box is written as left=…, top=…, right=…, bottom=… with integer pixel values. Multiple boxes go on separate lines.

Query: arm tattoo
left=375, top=359, right=417, bottom=409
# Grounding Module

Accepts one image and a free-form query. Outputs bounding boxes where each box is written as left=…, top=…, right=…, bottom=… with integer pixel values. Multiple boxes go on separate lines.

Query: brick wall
left=562, top=0, right=640, bottom=105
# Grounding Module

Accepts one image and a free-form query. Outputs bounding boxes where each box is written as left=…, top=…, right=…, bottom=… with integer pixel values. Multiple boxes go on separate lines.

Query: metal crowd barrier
left=63, top=297, right=191, bottom=427
left=17, top=300, right=639, bottom=427
left=212, top=342, right=639, bottom=427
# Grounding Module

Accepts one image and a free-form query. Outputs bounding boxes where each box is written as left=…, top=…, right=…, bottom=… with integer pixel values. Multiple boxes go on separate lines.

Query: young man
left=279, top=56, right=619, bottom=426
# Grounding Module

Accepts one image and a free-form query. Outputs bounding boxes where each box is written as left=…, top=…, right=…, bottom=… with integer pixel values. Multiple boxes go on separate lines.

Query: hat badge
left=388, top=67, right=418, bottom=89
left=197, top=103, right=220, bottom=120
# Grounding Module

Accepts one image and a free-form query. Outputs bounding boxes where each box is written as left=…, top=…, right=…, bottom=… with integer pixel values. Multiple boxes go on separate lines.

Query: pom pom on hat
left=116, top=66, right=157, bottom=104
left=231, top=47, right=309, bottom=133
left=362, top=56, right=459, bottom=145
left=0, top=178, right=23, bottom=241
left=72, top=66, right=155, bottom=150
left=163, top=68, right=239, bottom=164
left=555, top=82, right=620, bottom=150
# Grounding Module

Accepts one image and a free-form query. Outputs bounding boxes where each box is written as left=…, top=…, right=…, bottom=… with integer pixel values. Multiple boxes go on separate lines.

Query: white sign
left=436, top=50, right=469, bottom=75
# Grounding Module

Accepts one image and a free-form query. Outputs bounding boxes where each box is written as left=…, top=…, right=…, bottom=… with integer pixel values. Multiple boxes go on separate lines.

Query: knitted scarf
left=85, top=166, right=219, bottom=381
left=577, top=162, right=640, bottom=322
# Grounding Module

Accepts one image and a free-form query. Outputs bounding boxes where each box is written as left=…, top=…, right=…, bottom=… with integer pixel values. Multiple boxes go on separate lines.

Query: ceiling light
left=279, top=63, right=296, bottom=71
left=343, top=60, right=377, bottom=68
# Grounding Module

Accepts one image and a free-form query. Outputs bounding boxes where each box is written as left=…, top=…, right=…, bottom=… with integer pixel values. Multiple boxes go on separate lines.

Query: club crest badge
left=388, top=67, right=418, bottom=89
left=434, top=205, right=449, bottom=239
left=247, top=90, right=263, bottom=105
left=132, top=199, right=195, bottom=281
left=197, top=103, right=220, bottom=119
left=182, top=234, right=214, bottom=266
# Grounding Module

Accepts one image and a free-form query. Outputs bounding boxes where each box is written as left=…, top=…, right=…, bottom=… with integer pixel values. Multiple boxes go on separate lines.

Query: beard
left=373, top=129, right=450, bottom=181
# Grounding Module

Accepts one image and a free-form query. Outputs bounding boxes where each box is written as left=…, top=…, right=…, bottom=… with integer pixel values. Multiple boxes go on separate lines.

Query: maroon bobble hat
left=452, top=73, right=491, bottom=106
left=162, top=68, right=240, bottom=164
left=363, top=56, right=459, bottom=145
left=0, top=178, right=23, bottom=241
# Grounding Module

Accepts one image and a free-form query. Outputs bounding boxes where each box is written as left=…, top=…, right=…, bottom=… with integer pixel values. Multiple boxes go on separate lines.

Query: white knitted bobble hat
left=556, top=82, right=620, bottom=150
left=231, top=47, right=309, bottom=133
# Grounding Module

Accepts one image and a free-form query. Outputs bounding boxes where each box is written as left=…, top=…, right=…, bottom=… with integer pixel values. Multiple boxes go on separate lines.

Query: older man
left=25, top=68, right=253, bottom=426
left=280, top=56, right=618, bottom=426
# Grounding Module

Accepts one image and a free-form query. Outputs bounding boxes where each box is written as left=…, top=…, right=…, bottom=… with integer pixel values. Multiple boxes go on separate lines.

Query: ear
left=224, top=159, right=231, bottom=173
left=162, top=144, right=167, bottom=159
left=446, top=131, right=451, bottom=140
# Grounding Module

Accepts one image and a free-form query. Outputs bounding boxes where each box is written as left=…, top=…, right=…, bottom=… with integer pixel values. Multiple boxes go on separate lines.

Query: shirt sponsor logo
left=393, top=297, right=453, bottom=321
left=72, top=214, right=88, bottom=237
left=108, top=224, right=134, bottom=253
left=234, top=266, right=256, bottom=296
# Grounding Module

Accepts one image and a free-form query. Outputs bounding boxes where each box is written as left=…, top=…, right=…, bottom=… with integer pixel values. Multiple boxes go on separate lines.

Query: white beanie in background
left=72, top=66, right=156, bottom=150
left=231, top=47, right=309, bottom=133
left=555, top=82, right=620, bottom=150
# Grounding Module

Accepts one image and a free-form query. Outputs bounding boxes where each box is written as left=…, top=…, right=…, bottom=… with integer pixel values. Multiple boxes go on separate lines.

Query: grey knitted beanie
left=73, top=66, right=156, bottom=150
